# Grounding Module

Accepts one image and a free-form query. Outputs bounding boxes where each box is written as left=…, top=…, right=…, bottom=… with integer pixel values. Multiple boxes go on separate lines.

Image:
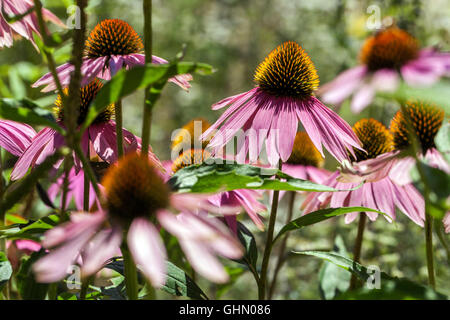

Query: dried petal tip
left=390, top=101, right=444, bottom=154
left=85, top=19, right=143, bottom=58
left=286, top=132, right=324, bottom=167
left=352, top=118, right=393, bottom=162
left=102, top=153, right=170, bottom=224
left=254, top=41, right=319, bottom=99
left=360, top=27, right=419, bottom=71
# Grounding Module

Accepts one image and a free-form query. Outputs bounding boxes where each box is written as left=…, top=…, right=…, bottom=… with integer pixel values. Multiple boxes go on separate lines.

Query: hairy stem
left=349, top=212, right=366, bottom=290
left=141, top=0, right=153, bottom=155
left=115, top=100, right=124, bottom=159
left=258, top=161, right=282, bottom=300
left=268, top=191, right=295, bottom=299
left=121, top=244, right=139, bottom=300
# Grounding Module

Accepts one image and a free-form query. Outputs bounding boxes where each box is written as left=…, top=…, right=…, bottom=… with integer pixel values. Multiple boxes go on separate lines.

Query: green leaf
left=82, top=62, right=213, bottom=130
left=295, top=251, right=447, bottom=300
left=0, top=252, right=12, bottom=291
left=169, top=161, right=349, bottom=193
left=16, top=250, right=49, bottom=300
left=216, top=266, right=246, bottom=299
left=0, top=151, right=64, bottom=215
left=0, top=98, right=63, bottom=134
left=318, top=235, right=350, bottom=300
left=234, top=222, right=258, bottom=271
left=0, top=215, right=60, bottom=242
left=163, top=261, right=209, bottom=300
left=273, top=207, right=387, bottom=244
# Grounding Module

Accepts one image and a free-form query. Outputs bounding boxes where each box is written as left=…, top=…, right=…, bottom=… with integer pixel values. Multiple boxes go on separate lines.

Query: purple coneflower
left=319, top=27, right=450, bottom=112
left=388, top=100, right=449, bottom=185
left=11, top=79, right=139, bottom=181
left=0, top=119, right=36, bottom=156
left=32, top=19, right=192, bottom=92
left=201, top=41, right=362, bottom=167
left=33, top=153, right=243, bottom=285
left=0, top=0, right=65, bottom=49
left=303, top=118, right=425, bottom=226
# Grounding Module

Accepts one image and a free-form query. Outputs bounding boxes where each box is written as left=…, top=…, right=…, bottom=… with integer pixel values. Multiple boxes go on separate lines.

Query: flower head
left=54, top=78, right=114, bottom=126
left=102, top=153, right=170, bottom=225
left=254, top=41, right=319, bottom=98
left=85, top=19, right=143, bottom=59
left=202, top=41, right=362, bottom=166
left=171, top=148, right=211, bottom=174
left=360, top=28, right=419, bottom=71
left=390, top=100, right=445, bottom=155
left=303, top=118, right=425, bottom=226
left=319, top=27, right=450, bottom=112
left=11, top=80, right=140, bottom=181
left=32, top=19, right=192, bottom=92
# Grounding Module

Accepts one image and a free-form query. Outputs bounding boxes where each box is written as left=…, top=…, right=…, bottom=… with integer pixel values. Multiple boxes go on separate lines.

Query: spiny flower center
left=54, top=79, right=114, bottom=126
left=390, top=101, right=445, bottom=154
left=172, top=149, right=211, bottom=174
left=85, top=19, right=143, bottom=59
left=351, top=118, right=393, bottom=162
left=171, top=118, right=211, bottom=154
left=286, top=132, right=324, bottom=167
left=254, top=41, right=319, bottom=99
left=360, top=27, right=419, bottom=71
left=102, top=153, right=170, bottom=225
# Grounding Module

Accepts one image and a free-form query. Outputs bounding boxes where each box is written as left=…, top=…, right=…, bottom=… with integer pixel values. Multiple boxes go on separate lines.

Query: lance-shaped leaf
left=0, top=215, right=60, bottom=242
left=0, top=252, right=12, bottom=291
left=162, top=261, right=209, bottom=300
left=294, top=251, right=447, bottom=300
left=81, top=62, right=213, bottom=130
left=273, top=207, right=387, bottom=244
left=0, top=98, right=63, bottom=134
left=168, top=162, right=355, bottom=193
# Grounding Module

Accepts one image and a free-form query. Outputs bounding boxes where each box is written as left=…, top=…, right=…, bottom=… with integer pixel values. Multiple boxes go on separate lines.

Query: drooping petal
left=127, top=218, right=167, bottom=287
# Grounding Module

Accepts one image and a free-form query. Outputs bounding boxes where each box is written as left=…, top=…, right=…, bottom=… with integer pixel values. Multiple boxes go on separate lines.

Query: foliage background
left=0, top=0, right=449, bottom=299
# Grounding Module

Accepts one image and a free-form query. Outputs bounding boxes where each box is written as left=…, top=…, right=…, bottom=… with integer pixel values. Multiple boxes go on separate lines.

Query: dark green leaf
left=273, top=207, right=386, bottom=244
left=0, top=252, right=12, bottom=291
left=82, top=62, right=213, bottom=130
left=234, top=222, right=258, bottom=270
left=169, top=161, right=349, bottom=193
left=295, top=251, right=447, bottom=300
left=318, top=235, right=350, bottom=300
left=16, top=250, right=49, bottom=300
left=163, top=261, right=209, bottom=300
left=0, top=98, right=63, bottom=134
left=0, top=215, right=60, bottom=242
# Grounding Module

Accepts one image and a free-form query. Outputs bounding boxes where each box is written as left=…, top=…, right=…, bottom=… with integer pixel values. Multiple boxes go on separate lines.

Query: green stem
left=80, top=275, right=94, bottom=300
left=424, top=214, right=436, bottom=288
left=121, top=244, right=139, bottom=300
left=349, top=212, right=366, bottom=290
left=48, top=283, right=58, bottom=300
left=258, top=161, right=282, bottom=300
left=115, top=100, right=124, bottom=159
left=399, top=104, right=436, bottom=289
left=268, top=191, right=295, bottom=299
left=141, top=0, right=153, bottom=155
left=73, top=144, right=101, bottom=198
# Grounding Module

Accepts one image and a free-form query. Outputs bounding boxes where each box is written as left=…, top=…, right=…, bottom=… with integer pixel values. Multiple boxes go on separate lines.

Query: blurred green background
left=0, top=0, right=449, bottom=299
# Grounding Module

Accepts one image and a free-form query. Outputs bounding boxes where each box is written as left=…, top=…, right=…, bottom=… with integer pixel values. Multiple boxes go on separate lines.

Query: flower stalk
left=258, top=161, right=282, bottom=300
left=121, top=243, right=139, bottom=300
left=115, top=100, right=124, bottom=158
left=349, top=212, right=367, bottom=290
left=141, top=0, right=153, bottom=155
